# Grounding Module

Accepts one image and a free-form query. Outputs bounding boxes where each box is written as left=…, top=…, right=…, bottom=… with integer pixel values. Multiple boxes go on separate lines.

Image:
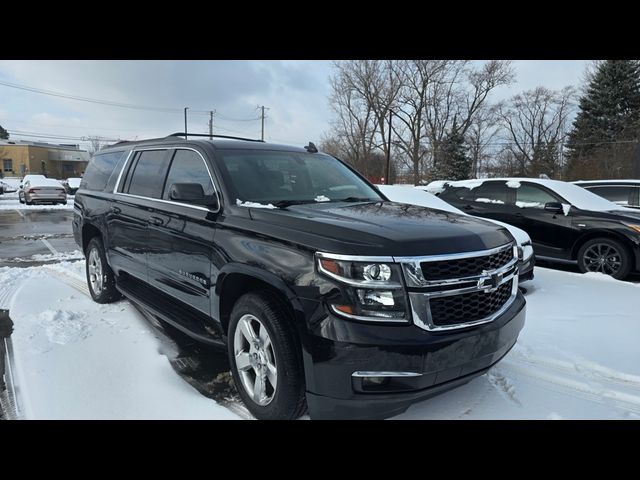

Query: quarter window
left=80, top=151, right=125, bottom=192
left=125, top=150, right=171, bottom=199
left=162, top=150, right=215, bottom=201
left=516, top=184, right=559, bottom=208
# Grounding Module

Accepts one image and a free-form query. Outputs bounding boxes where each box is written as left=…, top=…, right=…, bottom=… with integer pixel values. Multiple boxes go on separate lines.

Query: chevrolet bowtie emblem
left=477, top=271, right=503, bottom=292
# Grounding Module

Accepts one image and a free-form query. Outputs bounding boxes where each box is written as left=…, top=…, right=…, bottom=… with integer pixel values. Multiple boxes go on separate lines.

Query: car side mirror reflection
left=544, top=202, right=564, bottom=213
left=169, top=183, right=219, bottom=209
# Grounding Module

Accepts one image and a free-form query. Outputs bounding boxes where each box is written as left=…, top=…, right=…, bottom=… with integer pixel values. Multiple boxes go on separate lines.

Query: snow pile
left=38, top=310, right=92, bottom=345
left=236, top=199, right=277, bottom=209
left=506, top=181, right=521, bottom=189
left=562, top=204, right=571, bottom=216
left=423, top=180, right=451, bottom=194
left=449, top=179, right=485, bottom=190
left=314, top=195, right=330, bottom=202
left=0, top=198, right=73, bottom=211
left=476, top=198, right=505, bottom=204
left=8, top=251, right=84, bottom=263
left=516, top=201, right=542, bottom=208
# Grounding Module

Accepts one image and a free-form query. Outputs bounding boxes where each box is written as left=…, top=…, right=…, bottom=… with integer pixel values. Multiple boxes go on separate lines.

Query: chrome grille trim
left=400, top=243, right=519, bottom=332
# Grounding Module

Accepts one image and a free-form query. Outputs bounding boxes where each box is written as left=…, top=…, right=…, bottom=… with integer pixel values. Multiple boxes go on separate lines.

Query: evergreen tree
left=0, top=124, right=8, bottom=140
left=566, top=60, right=640, bottom=179
left=435, top=126, right=472, bottom=180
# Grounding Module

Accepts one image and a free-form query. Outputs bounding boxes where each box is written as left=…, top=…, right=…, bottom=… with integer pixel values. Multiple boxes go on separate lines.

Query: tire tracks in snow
left=496, top=353, right=640, bottom=415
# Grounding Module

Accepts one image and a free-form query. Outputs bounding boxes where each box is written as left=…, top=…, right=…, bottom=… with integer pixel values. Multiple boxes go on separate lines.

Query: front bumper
left=518, top=255, right=535, bottom=282
left=301, top=293, right=526, bottom=419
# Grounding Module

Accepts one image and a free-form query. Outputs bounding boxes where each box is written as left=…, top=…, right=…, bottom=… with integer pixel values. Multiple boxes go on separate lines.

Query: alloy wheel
left=582, top=243, right=622, bottom=276
left=88, top=248, right=104, bottom=295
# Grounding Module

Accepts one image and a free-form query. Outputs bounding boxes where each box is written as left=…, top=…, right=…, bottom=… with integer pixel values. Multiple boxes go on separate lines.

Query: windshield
left=217, top=149, right=383, bottom=205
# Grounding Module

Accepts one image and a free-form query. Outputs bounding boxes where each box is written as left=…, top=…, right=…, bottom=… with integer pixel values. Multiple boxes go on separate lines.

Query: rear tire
left=85, top=236, right=121, bottom=303
left=577, top=237, right=632, bottom=280
left=228, top=291, right=306, bottom=420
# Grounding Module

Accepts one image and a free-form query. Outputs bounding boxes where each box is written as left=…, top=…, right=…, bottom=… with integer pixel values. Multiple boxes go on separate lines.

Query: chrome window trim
left=329, top=305, right=409, bottom=323
left=112, top=146, right=221, bottom=214
left=352, top=371, right=422, bottom=378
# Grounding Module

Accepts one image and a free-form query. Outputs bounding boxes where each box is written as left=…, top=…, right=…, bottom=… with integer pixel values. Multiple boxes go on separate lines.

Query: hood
left=245, top=201, right=514, bottom=257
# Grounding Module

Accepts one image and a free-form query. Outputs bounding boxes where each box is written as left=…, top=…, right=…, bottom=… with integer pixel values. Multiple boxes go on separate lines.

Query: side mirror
left=544, top=202, right=564, bottom=213
left=169, top=183, right=219, bottom=209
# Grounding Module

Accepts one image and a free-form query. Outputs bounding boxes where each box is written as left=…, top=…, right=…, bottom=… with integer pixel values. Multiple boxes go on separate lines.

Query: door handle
left=148, top=216, right=164, bottom=226
left=111, top=206, right=121, bottom=214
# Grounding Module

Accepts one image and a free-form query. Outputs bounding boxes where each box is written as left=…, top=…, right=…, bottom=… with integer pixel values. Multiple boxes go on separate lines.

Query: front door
left=146, top=148, right=219, bottom=317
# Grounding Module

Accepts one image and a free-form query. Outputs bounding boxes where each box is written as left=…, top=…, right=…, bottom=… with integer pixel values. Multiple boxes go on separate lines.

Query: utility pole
left=184, top=107, right=189, bottom=139
left=259, top=105, right=268, bottom=141
left=385, top=109, right=393, bottom=184
left=209, top=110, right=215, bottom=140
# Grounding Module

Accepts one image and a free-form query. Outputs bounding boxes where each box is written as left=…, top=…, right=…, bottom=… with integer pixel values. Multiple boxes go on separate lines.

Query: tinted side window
left=163, top=150, right=215, bottom=200
left=80, top=151, right=125, bottom=192
left=441, top=186, right=475, bottom=202
left=516, top=184, right=560, bottom=208
left=586, top=186, right=633, bottom=205
left=472, top=182, right=509, bottom=204
left=126, top=150, right=171, bottom=198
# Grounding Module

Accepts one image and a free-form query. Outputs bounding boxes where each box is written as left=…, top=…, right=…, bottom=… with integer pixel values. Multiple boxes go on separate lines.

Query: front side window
left=217, top=149, right=382, bottom=205
left=126, top=150, right=170, bottom=199
left=516, top=183, right=560, bottom=208
left=163, top=150, right=215, bottom=201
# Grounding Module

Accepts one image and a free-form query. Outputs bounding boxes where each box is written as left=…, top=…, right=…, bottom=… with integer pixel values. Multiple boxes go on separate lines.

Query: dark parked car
left=438, top=178, right=640, bottom=280
left=73, top=134, right=526, bottom=420
left=573, top=180, right=640, bottom=209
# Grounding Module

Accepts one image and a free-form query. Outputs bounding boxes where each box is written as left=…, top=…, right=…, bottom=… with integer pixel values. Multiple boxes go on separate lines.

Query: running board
left=116, top=276, right=225, bottom=348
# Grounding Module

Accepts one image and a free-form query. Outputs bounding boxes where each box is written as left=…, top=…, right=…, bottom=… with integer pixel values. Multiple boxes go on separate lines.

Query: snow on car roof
left=24, top=177, right=64, bottom=187
left=446, top=178, right=627, bottom=212
left=572, top=179, right=640, bottom=184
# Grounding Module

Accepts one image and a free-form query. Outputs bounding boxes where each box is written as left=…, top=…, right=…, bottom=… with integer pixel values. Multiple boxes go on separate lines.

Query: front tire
left=228, top=292, right=306, bottom=420
left=577, top=237, right=632, bottom=280
left=85, top=236, right=121, bottom=303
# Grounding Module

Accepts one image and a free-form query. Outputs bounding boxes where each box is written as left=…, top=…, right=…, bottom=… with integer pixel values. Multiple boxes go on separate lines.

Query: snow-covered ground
left=1, top=261, right=639, bottom=420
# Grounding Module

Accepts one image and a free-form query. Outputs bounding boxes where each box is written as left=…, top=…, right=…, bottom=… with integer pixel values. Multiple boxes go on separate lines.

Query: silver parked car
left=18, top=178, right=67, bottom=205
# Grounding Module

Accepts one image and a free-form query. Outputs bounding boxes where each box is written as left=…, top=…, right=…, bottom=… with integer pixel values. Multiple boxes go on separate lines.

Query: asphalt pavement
left=0, top=208, right=78, bottom=267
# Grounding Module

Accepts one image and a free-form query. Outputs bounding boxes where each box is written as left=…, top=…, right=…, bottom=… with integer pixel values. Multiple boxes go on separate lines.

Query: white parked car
left=377, top=184, right=535, bottom=282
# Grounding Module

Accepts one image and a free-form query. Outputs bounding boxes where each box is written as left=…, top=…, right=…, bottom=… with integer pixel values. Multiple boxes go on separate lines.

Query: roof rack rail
left=166, top=133, right=265, bottom=143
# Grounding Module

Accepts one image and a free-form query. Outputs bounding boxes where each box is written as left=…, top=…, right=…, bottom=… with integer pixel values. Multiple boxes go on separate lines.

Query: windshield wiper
left=272, top=200, right=318, bottom=209
left=335, top=196, right=379, bottom=203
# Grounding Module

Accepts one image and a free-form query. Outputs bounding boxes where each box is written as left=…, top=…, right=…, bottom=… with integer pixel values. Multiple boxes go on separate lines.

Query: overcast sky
left=0, top=60, right=590, bottom=150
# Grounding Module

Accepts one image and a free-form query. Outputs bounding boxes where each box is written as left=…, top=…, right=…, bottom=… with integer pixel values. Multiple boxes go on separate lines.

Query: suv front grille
left=421, top=245, right=513, bottom=280
left=428, top=280, right=514, bottom=327
left=402, top=243, right=519, bottom=332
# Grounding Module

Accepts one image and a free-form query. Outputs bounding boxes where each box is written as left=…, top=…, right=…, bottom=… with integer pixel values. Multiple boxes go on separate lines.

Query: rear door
left=146, top=148, right=219, bottom=317
left=108, top=148, right=172, bottom=281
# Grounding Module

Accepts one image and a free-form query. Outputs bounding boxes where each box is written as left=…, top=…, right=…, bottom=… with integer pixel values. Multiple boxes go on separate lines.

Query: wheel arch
left=571, top=230, right=637, bottom=263
left=214, top=264, right=307, bottom=336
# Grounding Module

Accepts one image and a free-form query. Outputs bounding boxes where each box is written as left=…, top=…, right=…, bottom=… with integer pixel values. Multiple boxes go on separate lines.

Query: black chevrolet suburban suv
left=72, top=133, right=526, bottom=420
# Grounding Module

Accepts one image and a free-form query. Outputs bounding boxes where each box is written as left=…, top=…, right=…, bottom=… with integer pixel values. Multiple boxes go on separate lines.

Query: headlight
left=316, top=253, right=408, bottom=322
left=624, top=224, right=640, bottom=234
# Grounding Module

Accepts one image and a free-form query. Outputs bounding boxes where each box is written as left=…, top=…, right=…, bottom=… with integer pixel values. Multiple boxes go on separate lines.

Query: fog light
left=362, top=376, right=389, bottom=387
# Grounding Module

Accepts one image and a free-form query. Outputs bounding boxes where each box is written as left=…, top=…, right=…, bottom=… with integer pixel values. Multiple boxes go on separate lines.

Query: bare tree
left=85, top=136, right=107, bottom=156
left=497, top=86, right=576, bottom=178
left=466, top=103, right=502, bottom=177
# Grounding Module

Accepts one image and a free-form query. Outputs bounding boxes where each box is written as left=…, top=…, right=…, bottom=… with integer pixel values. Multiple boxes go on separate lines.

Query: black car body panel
left=73, top=137, right=526, bottom=419
left=439, top=179, right=640, bottom=272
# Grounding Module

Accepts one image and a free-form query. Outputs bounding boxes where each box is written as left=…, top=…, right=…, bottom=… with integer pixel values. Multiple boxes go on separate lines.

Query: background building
left=0, top=140, right=90, bottom=179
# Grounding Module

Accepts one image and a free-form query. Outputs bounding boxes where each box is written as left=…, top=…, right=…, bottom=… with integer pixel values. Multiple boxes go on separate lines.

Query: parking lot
left=2, top=196, right=640, bottom=420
